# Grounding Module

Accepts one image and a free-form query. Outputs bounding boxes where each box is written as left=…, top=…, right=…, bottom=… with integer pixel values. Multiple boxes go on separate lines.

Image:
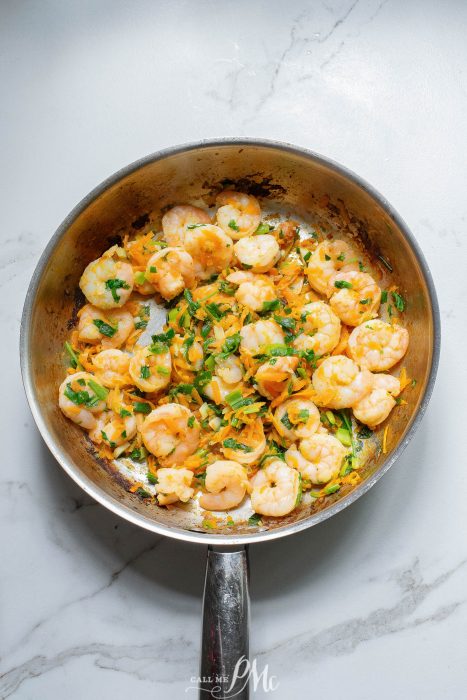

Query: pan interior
left=22, top=141, right=437, bottom=542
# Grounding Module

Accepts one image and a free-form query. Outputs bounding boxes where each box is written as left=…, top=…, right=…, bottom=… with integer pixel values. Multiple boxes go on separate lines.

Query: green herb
left=120, top=408, right=132, bottom=417
left=248, top=513, right=262, bottom=526
left=187, top=416, right=195, bottom=428
left=254, top=222, right=274, bottom=235
left=340, top=454, right=354, bottom=477
left=201, top=321, right=212, bottom=339
left=187, top=223, right=204, bottom=229
left=273, top=315, right=296, bottom=332
left=101, top=431, right=116, bottom=449
left=149, top=341, right=169, bottom=355
left=87, top=379, right=109, bottom=400
left=261, top=299, right=281, bottom=313
left=223, top=438, right=253, bottom=452
left=388, top=304, right=393, bottom=319
left=228, top=219, right=240, bottom=231
left=92, top=319, right=117, bottom=337
left=184, top=289, right=200, bottom=316
left=147, top=472, right=158, bottom=485
left=136, top=487, right=151, bottom=498
left=325, top=254, right=331, bottom=261
left=64, top=383, right=99, bottom=408
left=169, top=383, right=194, bottom=396
left=258, top=440, right=286, bottom=467
left=334, top=280, right=352, bottom=289
left=64, top=341, right=82, bottom=369
left=134, top=305, right=150, bottom=330
left=196, top=471, right=207, bottom=486
left=358, top=261, right=366, bottom=272
left=105, top=278, right=130, bottom=303
left=134, top=271, right=146, bottom=285
left=296, top=367, right=307, bottom=379
left=205, top=302, right=225, bottom=320
left=336, top=427, right=352, bottom=447
left=218, top=280, right=237, bottom=296
left=391, top=291, right=405, bottom=312
left=168, top=307, right=179, bottom=323
left=381, top=290, right=388, bottom=304
left=324, top=483, right=340, bottom=495
left=411, top=378, right=417, bottom=388
left=156, top=366, right=169, bottom=375
left=194, top=370, right=213, bottom=391
left=152, top=328, right=174, bottom=345
left=225, top=389, right=255, bottom=411
left=218, top=332, right=241, bottom=359
left=204, top=355, right=216, bottom=371
left=280, top=412, right=293, bottom=430
left=149, top=266, right=157, bottom=273
left=133, top=402, right=151, bottom=414
left=337, top=252, right=346, bottom=262
left=295, top=474, right=303, bottom=506
left=182, top=332, right=195, bottom=359
left=129, top=447, right=143, bottom=461
left=260, top=344, right=298, bottom=358
left=303, top=251, right=311, bottom=263
left=359, top=298, right=370, bottom=305
left=140, top=365, right=150, bottom=380
left=298, top=409, right=309, bottom=422
left=300, top=349, right=317, bottom=367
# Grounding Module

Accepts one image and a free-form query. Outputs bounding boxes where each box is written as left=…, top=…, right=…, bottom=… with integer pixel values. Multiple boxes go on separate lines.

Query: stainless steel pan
left=20, top=139, right=440, bottom=698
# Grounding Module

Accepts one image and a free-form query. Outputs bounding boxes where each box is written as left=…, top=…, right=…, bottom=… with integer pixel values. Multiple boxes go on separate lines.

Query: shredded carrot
left=382, top=425, right=389, bottom=454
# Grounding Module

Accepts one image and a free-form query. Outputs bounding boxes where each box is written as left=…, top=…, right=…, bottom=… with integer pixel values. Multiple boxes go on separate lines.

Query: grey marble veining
left=1, top=0, right=466, bottom=697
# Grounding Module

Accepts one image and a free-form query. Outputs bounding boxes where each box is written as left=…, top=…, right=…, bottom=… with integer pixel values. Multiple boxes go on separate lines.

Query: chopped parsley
left=228, top=219, right=240, bottom=232
left=261, top=299, right=281, bottom=313
left=133, top=402, right=151, bottom=414
left=248, top=513, right=262, bottom=526
left=391, top=291, right=405, bottom=312
left=334, top=280, right=352, bottom=289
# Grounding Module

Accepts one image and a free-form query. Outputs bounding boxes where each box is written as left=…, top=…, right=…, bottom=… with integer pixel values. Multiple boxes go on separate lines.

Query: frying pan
left=20, top=139, right=440, bottom=698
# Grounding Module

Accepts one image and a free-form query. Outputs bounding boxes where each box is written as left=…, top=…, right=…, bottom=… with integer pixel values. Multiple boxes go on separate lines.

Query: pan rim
left=20, top=137, right=441, bottom=545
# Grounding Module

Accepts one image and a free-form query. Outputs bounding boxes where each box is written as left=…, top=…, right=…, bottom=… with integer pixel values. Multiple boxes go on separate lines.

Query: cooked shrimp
left=184, top=225, right=234, bottom=280
left=250, top=460, right=300, bottom=517
left=255, top=356, right=298, bottom=400
left=90, top=411, right=137, bottom=448
left=199, top=461, right=248, bottom=511
left=352, top=373, right=401, bottom=428
left=274, top=398, right=320, bottom=441
left=162, top=205, right=211, bottom=246
left=348, top=319, right=409, bottom=371
left=129, top=345, right=172, bottom=392
left=293, top=301, right=341, bottom=356
left=79, top=248, right=134, bottom=309
left=312, top=355, right=372, bottom=409
left=216, top=191, right=261, bottom=239
left=305, top=240, right=359, bottom=296
left=240, top=320, right=284, bottom=356
left=234, top=235, right=280, bottom=272
left=77, top=305, right=135, bottom=349
left=141, top=403, right=200, bottom=467
left=204, top=355, right=244, bottom=404
left=58, top=372, right=107, bottom=430
left=92, top=349, right=131, bottom=388
left=155, top=467, right=194, bottom=506
left=221, top=418, right=266, bottom=465
left=330, top=271, right=381, bottom=326
left=227, top=271, right=277, bottom=312
left=285, top=433, right=347, bottom=484
left=145, top=247, right=195, bottom=301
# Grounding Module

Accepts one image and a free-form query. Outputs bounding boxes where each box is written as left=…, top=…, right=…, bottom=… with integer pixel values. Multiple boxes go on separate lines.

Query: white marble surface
left=1, top=1, right=466, bottom=697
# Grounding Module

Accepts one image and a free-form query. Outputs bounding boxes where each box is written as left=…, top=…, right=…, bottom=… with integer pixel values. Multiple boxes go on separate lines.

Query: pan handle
left=200, top=545, right=250, bottom=699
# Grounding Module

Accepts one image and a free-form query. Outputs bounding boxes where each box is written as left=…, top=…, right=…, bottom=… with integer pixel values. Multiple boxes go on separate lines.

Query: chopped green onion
left=248, top=513, right=262, bottom=526
left=381, top=290, right=388, bottom=304
left=223, top=438, right=253, bottom=453
left=87, top=379, right=109, bottom=400
left=184, top=289, right=200, bottom=316
left=92, top=319, right=117, bottom=337
left=205, top=302, right=225, bottom=320
left=133, top=402, right=151, bottom=414
left=64, top=341, right=81, bottom=369
left=187, top=416, right=195, bottom=428
left=228, top=219, right=240, bottom=231
left=260, top=299, right=280, bottom=313
left=156, top=366, right=169, bottom=375
left=134, top=271, right=146, bottom=285
left=254, top=222, right=274, bottom=235
left=105, top=278, right=130, bottom=303
left=335, top=427, right=352, bottom=447
left=391, top=291, right=405, bottom=312
left=324, top=483, right=340, bottom=495
left=334, top=280, right=352, bottom=289
left=140, top=365, right=150, bottom=379
left=147, top=472, right=158, bottom=485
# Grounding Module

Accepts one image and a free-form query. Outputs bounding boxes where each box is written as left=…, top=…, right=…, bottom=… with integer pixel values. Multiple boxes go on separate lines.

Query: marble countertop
left=1, top=1, right=466, bottom=697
